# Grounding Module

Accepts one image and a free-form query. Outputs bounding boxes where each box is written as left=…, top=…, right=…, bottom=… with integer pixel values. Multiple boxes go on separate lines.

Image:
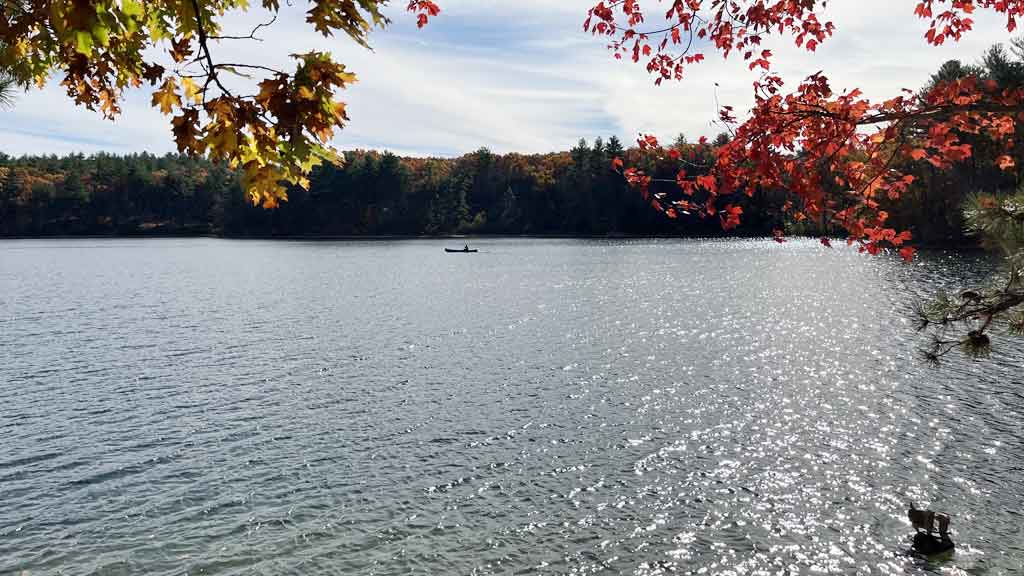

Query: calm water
left=1, top=238, right=1021, bottom=576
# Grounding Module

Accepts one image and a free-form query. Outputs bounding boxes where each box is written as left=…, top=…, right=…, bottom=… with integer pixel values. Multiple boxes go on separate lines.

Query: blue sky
left=0, top=1, right=1014, bottom=157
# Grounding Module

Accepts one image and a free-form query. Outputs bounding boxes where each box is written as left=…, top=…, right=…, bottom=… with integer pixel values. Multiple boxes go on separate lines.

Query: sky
left=0, top=1, right=1016, bottom=158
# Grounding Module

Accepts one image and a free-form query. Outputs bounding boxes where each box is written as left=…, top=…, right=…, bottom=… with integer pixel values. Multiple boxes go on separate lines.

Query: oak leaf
left=151, top=77, right=181, bottom=115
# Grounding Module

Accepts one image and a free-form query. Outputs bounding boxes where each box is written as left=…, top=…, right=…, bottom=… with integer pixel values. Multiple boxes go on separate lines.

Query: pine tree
left=498, top=186, right=521, bottom=232
left=0, top=67, right=15, bottom=109
left=916, top=190, right=1024, bottom=361
left=605, top=135, right=625, bottom=159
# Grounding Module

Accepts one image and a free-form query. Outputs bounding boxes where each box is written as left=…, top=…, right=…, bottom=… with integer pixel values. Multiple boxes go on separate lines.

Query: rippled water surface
left=1, top=238, right=1022, bottom=575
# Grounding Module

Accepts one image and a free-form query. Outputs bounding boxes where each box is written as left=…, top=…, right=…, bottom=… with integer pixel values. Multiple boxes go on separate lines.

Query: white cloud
left=0, top=80, right=173, bottom=155
left=0, top=2, right=1015, bottom=157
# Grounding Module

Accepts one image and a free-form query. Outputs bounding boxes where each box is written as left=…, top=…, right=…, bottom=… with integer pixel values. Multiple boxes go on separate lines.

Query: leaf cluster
left=0, top=0, right=437, bottom=207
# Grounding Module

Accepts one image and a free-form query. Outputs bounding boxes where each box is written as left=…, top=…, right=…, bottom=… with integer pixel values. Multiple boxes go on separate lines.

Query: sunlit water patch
left=0, top=238, right=1021, bottom=575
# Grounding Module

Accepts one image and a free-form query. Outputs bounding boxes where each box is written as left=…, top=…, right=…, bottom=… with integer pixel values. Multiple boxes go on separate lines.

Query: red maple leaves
left=595, top=0, right=1024, bottom=260
left=585, top=0, right=833, bottom=83
left=407, top=1, right=441, bottom=28
left=916, top=1, right=1024, bottom=42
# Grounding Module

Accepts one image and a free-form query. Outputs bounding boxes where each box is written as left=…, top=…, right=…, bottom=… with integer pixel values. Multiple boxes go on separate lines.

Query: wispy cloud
left=0, top=2, right=1013, bottom=157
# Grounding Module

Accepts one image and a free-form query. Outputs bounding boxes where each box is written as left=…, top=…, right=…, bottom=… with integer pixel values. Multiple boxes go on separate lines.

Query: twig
left=209, top=14, right=277, bottom=41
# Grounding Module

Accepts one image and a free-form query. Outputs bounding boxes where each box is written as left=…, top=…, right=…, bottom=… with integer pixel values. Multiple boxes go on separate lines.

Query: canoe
left=445, top=248, right=478, bottom=253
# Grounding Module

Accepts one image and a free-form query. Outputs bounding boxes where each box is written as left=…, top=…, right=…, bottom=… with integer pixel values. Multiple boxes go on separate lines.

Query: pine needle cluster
left=917, top=190, right=1024, bottom=362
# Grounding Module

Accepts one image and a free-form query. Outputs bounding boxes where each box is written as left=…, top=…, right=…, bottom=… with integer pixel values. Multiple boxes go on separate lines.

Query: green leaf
left=91, top=23, right=110, bottom=47
left=121, top=0, right=145, bottom=19
left=74, top=30, right=94, bottom=56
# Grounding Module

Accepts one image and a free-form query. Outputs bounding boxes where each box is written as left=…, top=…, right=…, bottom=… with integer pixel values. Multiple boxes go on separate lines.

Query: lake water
left=1, top=238, right=1021, bottom=576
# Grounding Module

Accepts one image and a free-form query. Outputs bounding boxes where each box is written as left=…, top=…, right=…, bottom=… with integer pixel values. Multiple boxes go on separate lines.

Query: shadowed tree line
left=0, top=130, right=1003, bottom=241
left=3, top=40, right=1024, bottom=242
left=0, top=137, right=787, bottom=238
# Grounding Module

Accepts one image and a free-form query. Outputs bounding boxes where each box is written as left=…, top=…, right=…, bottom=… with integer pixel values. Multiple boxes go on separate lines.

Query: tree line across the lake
left=0, top=134, right=997, bottom=243
left=0, top=136, right=764, bottom=239
left=2, top=42, right=1023, bottom=243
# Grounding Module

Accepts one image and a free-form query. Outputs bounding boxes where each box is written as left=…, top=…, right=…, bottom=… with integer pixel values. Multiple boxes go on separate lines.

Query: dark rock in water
left=912, top=532, right=955, bottom=556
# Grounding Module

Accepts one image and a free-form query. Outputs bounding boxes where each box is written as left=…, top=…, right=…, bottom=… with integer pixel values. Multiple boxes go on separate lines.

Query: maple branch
left=772, top=98, right=1024, bottom=128
left=852, top=125, right=909, bottom=198
left=712, top=85, right=737, bottom=138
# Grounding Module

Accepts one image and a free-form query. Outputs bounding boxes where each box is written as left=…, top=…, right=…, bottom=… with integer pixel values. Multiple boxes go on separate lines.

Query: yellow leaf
left=181, top=76, right=202, bottom=104
left=99, top=89, right=120, bottom=117
left=256, top=79, right=282, bottom=106
left=151, top=77, right=181, bottom=115
left=204, top=121, right=239, bottom=159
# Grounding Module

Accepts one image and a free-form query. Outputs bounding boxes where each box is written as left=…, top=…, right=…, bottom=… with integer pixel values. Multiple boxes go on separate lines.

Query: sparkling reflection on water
left=0, top=238, right=1021, bottom=576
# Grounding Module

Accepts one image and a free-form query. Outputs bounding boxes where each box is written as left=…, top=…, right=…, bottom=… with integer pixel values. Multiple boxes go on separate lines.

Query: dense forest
left=3, top=42, right=1024, bottom=243
left=0, top=136, right=787, bottom=238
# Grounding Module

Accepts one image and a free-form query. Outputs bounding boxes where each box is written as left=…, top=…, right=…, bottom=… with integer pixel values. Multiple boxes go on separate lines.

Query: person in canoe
left=464, top=244, right=469, bottom=251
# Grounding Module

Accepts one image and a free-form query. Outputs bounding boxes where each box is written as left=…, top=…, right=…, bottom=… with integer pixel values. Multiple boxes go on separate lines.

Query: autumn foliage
left=0, top=0, right=439, bottom=209
left=586, top=0, right=1024, bottom=259
left=3, top=0, right=1024, bottom=259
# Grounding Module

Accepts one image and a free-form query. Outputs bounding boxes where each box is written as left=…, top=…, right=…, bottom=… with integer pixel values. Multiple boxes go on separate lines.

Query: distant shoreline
left=0, top=232, right=983, bottom=249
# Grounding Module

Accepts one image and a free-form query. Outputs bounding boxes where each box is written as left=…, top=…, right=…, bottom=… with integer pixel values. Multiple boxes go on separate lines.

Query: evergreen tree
left=605, top=135, right=625, bottom=158
left=916, top=190, right=1024, bottom=361
left=498, top=186, right=521, bottom=232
